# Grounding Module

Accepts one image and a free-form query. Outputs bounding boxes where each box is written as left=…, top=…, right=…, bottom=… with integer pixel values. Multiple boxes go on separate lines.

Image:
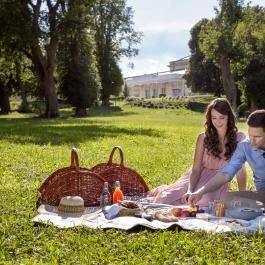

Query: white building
left=125, top=72, right=189, bottom=99
left=168, top=56, right=189, bottom=71
left=125, top=57, right=190, bottom=99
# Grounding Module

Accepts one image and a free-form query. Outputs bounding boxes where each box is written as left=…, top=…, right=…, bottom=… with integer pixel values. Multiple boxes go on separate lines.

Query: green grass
left=0, top=102, right=264, bottom=264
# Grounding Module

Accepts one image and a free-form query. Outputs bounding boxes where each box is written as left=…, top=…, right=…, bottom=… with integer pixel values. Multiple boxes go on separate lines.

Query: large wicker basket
left=90, top=146, right=149, bottom=197
left=37, top=148, right=105, bottom=207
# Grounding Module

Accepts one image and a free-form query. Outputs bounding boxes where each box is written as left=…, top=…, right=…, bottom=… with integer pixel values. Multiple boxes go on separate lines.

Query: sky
left=119, top=0, right=265, bottom=77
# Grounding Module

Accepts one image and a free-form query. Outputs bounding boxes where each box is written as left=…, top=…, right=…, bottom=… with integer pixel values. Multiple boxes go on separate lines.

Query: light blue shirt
left=220, top=139, right=265, bottom=190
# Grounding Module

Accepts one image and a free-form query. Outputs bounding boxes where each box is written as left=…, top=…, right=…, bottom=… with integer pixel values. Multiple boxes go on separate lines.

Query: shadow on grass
left=58, top=105, right=139, bottom=118
left=88, top=106, right=139, bottom=117
left=1, top=105, right=138, bottom=119
left=0, top=118, right=162, bottom=146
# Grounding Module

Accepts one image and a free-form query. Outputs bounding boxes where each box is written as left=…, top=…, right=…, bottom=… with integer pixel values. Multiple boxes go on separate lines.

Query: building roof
left=168, top=56, right=190, bottom=71
left=125, top=72, right=183, bottom=87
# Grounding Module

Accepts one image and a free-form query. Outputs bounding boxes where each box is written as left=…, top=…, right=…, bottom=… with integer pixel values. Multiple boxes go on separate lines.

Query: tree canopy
left=185, top=0, right=265, bottom=111
left=183, top=19, right=223, bottom=96
left=0, top=0, right=142, bottom=116
left=233, top=5, right=265, bottom=109
left=93, top=0, right=142, bottom=106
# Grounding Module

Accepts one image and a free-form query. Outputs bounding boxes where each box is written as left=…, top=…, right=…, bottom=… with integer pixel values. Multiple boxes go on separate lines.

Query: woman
left=145, top=98, right=247, bottom=207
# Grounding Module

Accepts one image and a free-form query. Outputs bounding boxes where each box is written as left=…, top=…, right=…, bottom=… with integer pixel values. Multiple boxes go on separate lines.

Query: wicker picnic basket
left=37, top=148, right=105, bottom=207
left=90, top=146, right=149, bottom=196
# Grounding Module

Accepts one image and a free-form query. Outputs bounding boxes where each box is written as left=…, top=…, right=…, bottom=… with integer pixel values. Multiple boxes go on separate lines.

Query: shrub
left=17, top=104, right=31, bottom=113
left=237, top=103, right=250, bottom=118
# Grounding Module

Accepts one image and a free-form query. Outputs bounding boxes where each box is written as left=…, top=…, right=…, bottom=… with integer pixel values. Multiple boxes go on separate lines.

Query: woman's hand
left=181, top=191, right=191, bottom=204
left=187, top=191, right=203, bottom=207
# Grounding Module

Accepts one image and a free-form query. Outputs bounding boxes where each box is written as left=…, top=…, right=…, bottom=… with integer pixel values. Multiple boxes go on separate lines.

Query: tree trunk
left=30, top=44, right=59, bottom=118
left=75, top=107, right=88, bottom=117
left=0, top=83, right=10, bottom=114
left=16, top=60, right=29, bottom=112
left=43, top=72, right=58, bottom=118
left=20, top=84, right=29, bottom=111
left=219, top=55, right=237, bottom=111
left=101, top=94, right=110, bottom=106
left=250, top=98, right=258, bottom=112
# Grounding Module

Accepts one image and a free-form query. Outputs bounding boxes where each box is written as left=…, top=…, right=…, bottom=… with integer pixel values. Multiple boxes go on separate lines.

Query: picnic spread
left=33, top=198, right=265, bottom=233
left=33, top=147, right=265, bottom=234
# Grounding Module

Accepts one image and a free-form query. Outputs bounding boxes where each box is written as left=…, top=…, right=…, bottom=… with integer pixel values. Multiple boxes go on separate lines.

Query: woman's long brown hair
left=204, top=98, right=238, bottom=160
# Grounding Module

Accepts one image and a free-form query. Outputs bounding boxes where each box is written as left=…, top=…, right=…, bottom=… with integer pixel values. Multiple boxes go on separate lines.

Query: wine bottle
left=100, top=182, right=111, bottom=207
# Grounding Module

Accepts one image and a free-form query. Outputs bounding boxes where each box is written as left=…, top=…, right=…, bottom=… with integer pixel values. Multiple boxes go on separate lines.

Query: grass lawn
left=0, top=101, right=264, bottom=264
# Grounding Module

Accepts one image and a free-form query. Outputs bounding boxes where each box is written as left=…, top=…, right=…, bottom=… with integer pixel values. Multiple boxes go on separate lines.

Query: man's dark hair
left=247, top=110, right=265, bottom=131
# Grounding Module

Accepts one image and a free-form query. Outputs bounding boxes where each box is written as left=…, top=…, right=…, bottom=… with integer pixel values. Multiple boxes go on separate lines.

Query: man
left=188, top=109, right=265, bottom=208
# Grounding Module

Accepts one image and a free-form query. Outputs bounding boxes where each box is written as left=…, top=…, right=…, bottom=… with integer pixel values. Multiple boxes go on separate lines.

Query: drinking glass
left=208, top=201, right=215, bottom=215
left=230, top=200, right=241, bottom=208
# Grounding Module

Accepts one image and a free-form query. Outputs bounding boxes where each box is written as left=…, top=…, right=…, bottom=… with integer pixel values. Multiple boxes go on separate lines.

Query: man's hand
left=187, top=191, right=203, bottom=207
left=187, top=172, right=230, bottom=206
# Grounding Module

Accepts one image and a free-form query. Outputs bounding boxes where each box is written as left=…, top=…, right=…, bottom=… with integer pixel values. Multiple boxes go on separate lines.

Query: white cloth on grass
left=32, top=204, right=265, bottom=233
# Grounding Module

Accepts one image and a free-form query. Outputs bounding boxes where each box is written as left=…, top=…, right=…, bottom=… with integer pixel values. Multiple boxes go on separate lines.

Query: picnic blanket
left=32, top=203, right=265, bottom=234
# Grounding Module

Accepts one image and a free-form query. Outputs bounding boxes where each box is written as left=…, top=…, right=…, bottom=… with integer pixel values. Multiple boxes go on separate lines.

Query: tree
left=0, top=73, right=10, bottom=114
left=199, top=0, right=244, bottom=110
left=57, top=0, right=101, bottom=117
left=0, top=0, right=68, bottom=117
left=123, top=82, right=129, bottom=98
left=183, top=19, right=223, bottom=96
left=233, top=6, right=265, bottom=110
left=0, top=29, right=39, bottom=114
left=102, top=58, right=124, bottom=99
left=0, top=53, right=22, bottom=114
left=92, top=0, right=142, bottom=106
left=0, top=53, right=11, bottom=114
left=9, top=54, right=36, bottom=113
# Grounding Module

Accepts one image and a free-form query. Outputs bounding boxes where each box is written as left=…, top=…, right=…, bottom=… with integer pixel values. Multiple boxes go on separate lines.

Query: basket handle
left=108, top=146, right=124, bottom=166
left=71, top=147, right=80, bottom=168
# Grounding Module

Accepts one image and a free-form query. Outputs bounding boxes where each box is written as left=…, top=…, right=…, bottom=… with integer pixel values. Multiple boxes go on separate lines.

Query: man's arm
left=235, top=164, right=247, bottom=191
left=188, top=141, right=247, bottom=206
left=187, top=172, right=230, bottom=206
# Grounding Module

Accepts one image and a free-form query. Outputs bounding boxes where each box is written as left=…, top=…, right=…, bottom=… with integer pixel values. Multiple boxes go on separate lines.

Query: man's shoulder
left=239, top=138, right=250, bottom=144
left=237, top=138, right=251, bottom=149
left=236, top=131, right=246, bottom=141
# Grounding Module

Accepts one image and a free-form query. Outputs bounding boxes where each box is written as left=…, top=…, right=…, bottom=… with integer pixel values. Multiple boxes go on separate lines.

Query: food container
left=180, top=209, right=190, bottom=217
left=215, top=201, right=225, bottom=217
left=196, top=213, right=209, bottom=221
left=171, top=207, right=182, bottom=217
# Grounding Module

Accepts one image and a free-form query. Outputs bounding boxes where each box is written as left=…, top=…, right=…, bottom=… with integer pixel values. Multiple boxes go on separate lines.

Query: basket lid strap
left=108, top=146, right=124, bottom=166
left=71, top=147, right=80, bottom=168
